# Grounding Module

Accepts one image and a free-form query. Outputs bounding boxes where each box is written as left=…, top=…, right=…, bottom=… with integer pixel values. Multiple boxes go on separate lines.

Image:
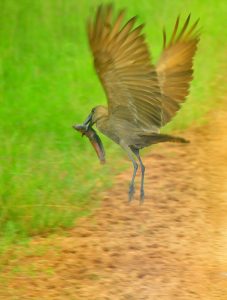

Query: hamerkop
left=74, top=5, right=200, bottom=202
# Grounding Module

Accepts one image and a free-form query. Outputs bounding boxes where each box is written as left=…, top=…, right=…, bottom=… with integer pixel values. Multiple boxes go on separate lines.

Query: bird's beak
left=82, top=113, right=93, bottom=129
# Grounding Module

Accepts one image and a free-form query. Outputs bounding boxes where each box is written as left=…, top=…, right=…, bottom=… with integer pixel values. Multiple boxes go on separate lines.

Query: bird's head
left=78, top=106, right=108, bottom=129
left=91, top=105, right=108, bottom=125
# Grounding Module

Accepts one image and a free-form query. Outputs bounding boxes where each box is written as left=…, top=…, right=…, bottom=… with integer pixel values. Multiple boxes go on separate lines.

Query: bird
left=75, top=4, right=200, bottom=202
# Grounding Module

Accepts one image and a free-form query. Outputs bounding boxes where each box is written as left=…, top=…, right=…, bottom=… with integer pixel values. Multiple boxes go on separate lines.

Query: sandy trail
left=1, top=108, right=227, bottom=300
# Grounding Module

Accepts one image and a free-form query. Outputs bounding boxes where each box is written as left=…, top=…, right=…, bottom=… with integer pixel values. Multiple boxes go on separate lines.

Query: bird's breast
left=96, top=118, right=121, bottom=145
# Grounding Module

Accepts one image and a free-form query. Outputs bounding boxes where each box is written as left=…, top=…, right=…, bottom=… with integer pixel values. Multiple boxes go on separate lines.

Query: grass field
left=0, top=0, right=226, bottom=251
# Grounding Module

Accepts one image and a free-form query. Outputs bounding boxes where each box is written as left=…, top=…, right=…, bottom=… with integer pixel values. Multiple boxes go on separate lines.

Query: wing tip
left=165, top=13, right=200, bottom=47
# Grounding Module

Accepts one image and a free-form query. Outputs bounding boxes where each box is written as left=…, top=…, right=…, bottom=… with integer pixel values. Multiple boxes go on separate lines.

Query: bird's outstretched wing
left=156, top=15, right=200, bottom=125
left=87, top=5, right=162, bottom=130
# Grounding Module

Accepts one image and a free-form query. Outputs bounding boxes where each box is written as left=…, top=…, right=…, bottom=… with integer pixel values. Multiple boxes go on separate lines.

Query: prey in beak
left=73, top=113, right=105, bottom=164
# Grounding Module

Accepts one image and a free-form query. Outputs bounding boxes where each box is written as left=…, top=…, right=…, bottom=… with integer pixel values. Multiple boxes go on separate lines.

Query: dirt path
left=1, top=108, right=227, bottom=300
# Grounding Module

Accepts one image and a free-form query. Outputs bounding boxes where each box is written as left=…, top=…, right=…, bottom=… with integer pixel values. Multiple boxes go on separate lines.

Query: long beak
left=82, top=113, right=92, bottom=128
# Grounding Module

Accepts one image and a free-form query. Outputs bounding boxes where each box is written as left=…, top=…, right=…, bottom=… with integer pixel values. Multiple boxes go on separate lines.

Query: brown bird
left=74, top=4, right=200, bottom=202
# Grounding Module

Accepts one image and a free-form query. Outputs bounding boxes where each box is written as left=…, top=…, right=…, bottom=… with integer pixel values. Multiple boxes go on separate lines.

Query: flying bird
left=74, top=5, right=200, bottom=202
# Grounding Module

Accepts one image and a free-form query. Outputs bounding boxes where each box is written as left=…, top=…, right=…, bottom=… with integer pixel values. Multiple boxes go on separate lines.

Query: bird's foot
left=128, top=184, right=135, bottom=202
left=140, top=189, right=145, bottom=204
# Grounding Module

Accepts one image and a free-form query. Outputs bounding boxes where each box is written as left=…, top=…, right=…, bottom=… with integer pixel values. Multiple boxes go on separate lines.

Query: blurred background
left=0, top=0, right=226, bottom=252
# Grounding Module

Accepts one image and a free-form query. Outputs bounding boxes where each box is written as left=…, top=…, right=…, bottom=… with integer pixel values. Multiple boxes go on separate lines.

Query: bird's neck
left=96, top=115, right=109, bottom=136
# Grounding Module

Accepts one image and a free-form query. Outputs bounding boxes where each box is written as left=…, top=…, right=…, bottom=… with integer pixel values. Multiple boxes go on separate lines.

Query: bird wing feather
left=87, top=4, right=162, bottom=130
left=156, top=15, right=200, bottom=125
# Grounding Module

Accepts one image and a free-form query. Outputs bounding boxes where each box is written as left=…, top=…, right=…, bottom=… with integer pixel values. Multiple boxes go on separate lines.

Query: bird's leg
left=131, top=148, right=145, bottom=203
left=128, top=158, right=138, bottom=202
left=120, top=143, right=138, bottom=202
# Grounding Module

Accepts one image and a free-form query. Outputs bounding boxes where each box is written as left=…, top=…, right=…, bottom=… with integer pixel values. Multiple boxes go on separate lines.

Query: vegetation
left=0, top=0, right=226, bottom=251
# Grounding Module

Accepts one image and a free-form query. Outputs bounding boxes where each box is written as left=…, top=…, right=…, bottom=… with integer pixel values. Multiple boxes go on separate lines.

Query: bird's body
left=74, top=4, right=200, bottom=202
left=94, top=105, right=187, bottom=149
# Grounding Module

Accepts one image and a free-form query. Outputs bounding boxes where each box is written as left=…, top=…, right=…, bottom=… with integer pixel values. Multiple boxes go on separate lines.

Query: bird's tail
left=139, top=133, right=189, bottom=145
left=160, top=134, right=190, bottom=144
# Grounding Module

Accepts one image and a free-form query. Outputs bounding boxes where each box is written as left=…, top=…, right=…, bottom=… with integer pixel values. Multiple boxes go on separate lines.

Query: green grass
left=0, top=0, right=226, bottom=251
